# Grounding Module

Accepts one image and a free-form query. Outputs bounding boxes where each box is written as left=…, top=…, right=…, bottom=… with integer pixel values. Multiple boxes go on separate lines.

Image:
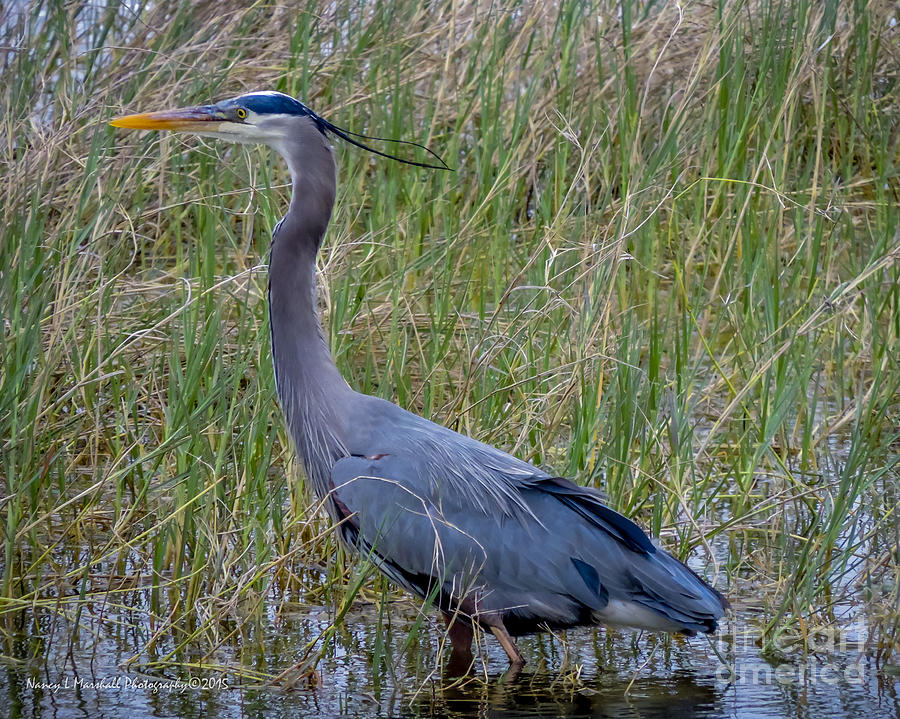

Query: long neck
left=268, top=129, right=351, bottom=498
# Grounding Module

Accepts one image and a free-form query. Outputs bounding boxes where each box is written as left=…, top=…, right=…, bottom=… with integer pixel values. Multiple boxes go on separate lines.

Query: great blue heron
left=111, top=91, right=727, bottom=671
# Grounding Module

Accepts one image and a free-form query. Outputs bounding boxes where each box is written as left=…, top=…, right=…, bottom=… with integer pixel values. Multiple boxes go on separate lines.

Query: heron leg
left=442, top=612, right=474, bottom=675
left=489, top=623, right=525, bottom=668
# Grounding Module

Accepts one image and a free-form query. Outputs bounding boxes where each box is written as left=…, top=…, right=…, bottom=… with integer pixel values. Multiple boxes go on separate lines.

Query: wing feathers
left=329, top=442, right=725, bottom=635
left=529, top=477, right=656, bottom=554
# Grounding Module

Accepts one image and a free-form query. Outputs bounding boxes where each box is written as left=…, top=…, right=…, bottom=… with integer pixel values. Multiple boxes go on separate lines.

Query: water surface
left=3, top=597, right=897, bottom=718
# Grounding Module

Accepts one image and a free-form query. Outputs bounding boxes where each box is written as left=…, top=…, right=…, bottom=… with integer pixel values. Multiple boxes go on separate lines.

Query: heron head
left=110, top=91, right=450, bottom=170
left=110, top=91, right=324, bottom=149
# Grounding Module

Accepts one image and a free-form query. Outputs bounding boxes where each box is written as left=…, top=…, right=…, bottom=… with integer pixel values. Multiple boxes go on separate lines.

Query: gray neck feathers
left=267, top=117, right=351, bottom=500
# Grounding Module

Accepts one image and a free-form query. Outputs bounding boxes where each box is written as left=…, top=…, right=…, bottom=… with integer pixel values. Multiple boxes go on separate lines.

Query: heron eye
left=236, top=107, right=247, bottom=120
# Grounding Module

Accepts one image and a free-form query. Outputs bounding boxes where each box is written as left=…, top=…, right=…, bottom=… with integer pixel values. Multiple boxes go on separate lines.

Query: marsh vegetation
left=1, top=0, right=898, bottom=716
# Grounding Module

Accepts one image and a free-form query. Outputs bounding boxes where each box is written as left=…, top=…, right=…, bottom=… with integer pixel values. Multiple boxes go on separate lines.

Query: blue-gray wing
left=341, top=394, right=554, bottom=521
left=329, top=454, right=489, bottom=602
left=329, top=445, right=725, bottom=634
left=329, top=453, right=612, bottom=625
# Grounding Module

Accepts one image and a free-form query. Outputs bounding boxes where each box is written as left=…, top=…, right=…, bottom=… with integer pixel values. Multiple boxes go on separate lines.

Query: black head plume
left=311, top=113, right=451, bottom=171
left=230, top=92, right=452, bottom=171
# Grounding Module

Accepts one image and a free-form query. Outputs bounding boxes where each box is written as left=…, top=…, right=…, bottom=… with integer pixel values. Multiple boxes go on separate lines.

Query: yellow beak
left=110, top=106, right=222, bottom=131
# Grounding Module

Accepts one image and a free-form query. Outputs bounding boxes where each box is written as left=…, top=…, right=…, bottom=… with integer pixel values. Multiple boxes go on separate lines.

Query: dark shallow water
left=2, top=599, right=897, bottom=719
